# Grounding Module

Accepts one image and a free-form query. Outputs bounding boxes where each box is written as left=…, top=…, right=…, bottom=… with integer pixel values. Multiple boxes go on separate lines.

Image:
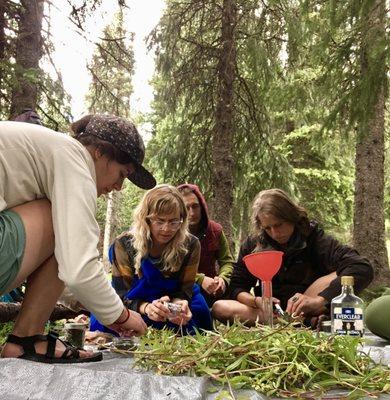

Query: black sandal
left=5, top=331, right=103, bottom=364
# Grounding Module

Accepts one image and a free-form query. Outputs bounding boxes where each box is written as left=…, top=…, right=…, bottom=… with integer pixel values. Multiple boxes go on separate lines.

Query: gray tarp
left=0, top=334, right=389, bottom=400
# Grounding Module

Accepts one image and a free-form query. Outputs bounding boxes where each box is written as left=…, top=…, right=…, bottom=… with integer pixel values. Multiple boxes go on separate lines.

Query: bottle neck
left=342, top=284, right=354, bottom=295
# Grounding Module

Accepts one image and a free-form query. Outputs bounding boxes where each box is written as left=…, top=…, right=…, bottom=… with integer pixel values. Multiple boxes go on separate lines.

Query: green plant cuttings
left=131, top=322, right=390, bottom=399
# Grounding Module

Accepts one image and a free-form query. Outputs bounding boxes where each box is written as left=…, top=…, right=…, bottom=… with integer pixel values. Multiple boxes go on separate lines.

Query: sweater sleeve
left=216, top=231, right=234, bottom=284
left=111, top=237, right=134, bottom=297
left=50, top=146, right=123, bottom=325
left=111, top=237, right=141, bottom=312
left=171, top=237, right=200, bottom=301
left=229, top=237, right=258, bottom=300
left=313, top=228, right=374, bottom=302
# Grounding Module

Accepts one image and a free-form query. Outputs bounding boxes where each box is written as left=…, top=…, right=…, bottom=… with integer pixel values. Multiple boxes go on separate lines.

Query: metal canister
left=320, top=320, right=332, bottom=333
left=64, top=322, right=87, bottom=348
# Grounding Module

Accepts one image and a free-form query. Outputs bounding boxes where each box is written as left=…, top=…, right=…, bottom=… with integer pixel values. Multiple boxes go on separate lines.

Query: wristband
left=142, top=302, right=150, bottom=315
left=116, top=308, right=130, bottom=325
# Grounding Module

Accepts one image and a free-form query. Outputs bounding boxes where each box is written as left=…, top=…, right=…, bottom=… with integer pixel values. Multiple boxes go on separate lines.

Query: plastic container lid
left=64, top=322, right=88, bottom=330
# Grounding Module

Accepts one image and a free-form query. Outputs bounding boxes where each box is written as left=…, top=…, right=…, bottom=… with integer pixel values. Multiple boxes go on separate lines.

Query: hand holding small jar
left=140, top=296, right=192, bottom=326
left=168, top=299, right=192, bottom=326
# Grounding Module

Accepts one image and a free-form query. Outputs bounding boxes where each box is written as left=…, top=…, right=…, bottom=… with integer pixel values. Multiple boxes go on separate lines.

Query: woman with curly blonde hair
left=90, top=185, right=212, bottom=334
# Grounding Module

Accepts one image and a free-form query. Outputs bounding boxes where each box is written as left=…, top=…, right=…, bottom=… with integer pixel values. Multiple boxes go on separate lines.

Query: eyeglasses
left=149, top=218, right=183, bottom=230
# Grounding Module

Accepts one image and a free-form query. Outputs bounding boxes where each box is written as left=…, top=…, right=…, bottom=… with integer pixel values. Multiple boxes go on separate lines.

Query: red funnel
left=243, top=251, right=283, bottom=327
left=243, top=251, right=283, bottom=282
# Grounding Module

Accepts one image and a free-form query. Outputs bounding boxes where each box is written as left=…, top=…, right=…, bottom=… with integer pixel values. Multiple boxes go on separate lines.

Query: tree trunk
left=0, top=1, right=5, bottom=63
left=238, top=204, right=249, bottom=245
left=10, top=0, right=44, bottom=118
left=353, top=0, right=390, bottom=286
left=103, top=191, right=119, bottom=270
left=0, top=0, right=7, bottom=89
left=211, top=0, right=236, bottom=246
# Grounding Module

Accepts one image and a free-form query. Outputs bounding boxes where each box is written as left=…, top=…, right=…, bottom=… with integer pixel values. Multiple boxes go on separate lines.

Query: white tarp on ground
left=0, top=334, right=389, bottom=400
left=0, top=354, right=270, bottom=400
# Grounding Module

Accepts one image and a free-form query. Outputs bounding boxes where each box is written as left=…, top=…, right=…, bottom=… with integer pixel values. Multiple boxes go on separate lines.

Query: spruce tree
left=147, top=0, right=294, bottom=243
left=308, top=0, right=390, bottom=283
left=85, top=9, right=135, bottom=262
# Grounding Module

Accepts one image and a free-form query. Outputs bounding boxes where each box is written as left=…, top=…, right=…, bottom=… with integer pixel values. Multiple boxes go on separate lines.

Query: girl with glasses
left=90, top=184, right=212, bottom=334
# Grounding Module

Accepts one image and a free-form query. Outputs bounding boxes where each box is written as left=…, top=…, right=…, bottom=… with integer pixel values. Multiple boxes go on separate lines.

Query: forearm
left=229, top=268, right=256, bottom=300
left=237, top=291, right=258, bottom=308
left=217, top=232, right=234, bottom=283
left=218, top=263, right=233, bottom=283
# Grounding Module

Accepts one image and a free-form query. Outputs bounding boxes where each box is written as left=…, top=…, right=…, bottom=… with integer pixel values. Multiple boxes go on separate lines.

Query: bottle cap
left=341, top=276, right=354, bottom=286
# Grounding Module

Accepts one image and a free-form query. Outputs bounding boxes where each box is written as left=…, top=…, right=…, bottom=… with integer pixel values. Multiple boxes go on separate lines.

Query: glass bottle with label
left=331, top=275, right=364, bottom=336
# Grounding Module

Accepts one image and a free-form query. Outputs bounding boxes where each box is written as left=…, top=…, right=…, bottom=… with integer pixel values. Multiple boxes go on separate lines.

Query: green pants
left=365, top=288, right=390, bottom=341
left=0, top=209, right=26, bottom=295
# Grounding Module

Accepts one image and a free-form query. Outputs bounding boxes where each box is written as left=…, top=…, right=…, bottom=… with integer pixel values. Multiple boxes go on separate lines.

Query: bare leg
left=12, top=256, right=63, bottom=328
left=301, top=272, right=337, bottom=320
left=1, top=199, right=93, bottom=359
left=213, top=273, right=338, bottom=328
left=212, top=300, right=263, bottom=325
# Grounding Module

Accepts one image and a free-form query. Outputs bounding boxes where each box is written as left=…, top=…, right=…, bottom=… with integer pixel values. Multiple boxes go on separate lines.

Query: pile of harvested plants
left=132, top=322, right=390, bottom=399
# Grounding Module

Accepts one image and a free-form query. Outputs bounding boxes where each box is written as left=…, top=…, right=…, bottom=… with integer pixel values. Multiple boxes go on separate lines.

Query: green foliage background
left=1, top=0, right=388, bottom=255
left=143, top=0, right=386, bottom=246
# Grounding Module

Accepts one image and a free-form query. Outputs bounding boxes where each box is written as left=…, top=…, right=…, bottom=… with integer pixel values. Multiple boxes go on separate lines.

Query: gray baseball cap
left=13, top=108, right=42, bottom=125
left=85, top=114, right=156, bottom=189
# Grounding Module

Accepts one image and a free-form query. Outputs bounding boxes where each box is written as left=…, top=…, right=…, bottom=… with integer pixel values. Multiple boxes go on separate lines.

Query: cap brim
left=127, top=164, right=156, bottom=189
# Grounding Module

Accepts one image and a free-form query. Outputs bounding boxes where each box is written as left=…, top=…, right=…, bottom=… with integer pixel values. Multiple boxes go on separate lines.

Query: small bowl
left=113, top=337, right=139, bottom=351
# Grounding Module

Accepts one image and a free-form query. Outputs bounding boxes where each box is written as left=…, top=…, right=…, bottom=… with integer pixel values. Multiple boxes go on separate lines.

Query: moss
left=0, top=322, right=14, bottom=348
left=360, top=286, right=389, bottom=304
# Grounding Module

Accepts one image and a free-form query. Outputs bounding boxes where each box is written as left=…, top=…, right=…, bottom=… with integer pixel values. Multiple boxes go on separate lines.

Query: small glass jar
left=64, top=322, right=87, bottom=348
left=163, top=302, right=182, bottom=318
